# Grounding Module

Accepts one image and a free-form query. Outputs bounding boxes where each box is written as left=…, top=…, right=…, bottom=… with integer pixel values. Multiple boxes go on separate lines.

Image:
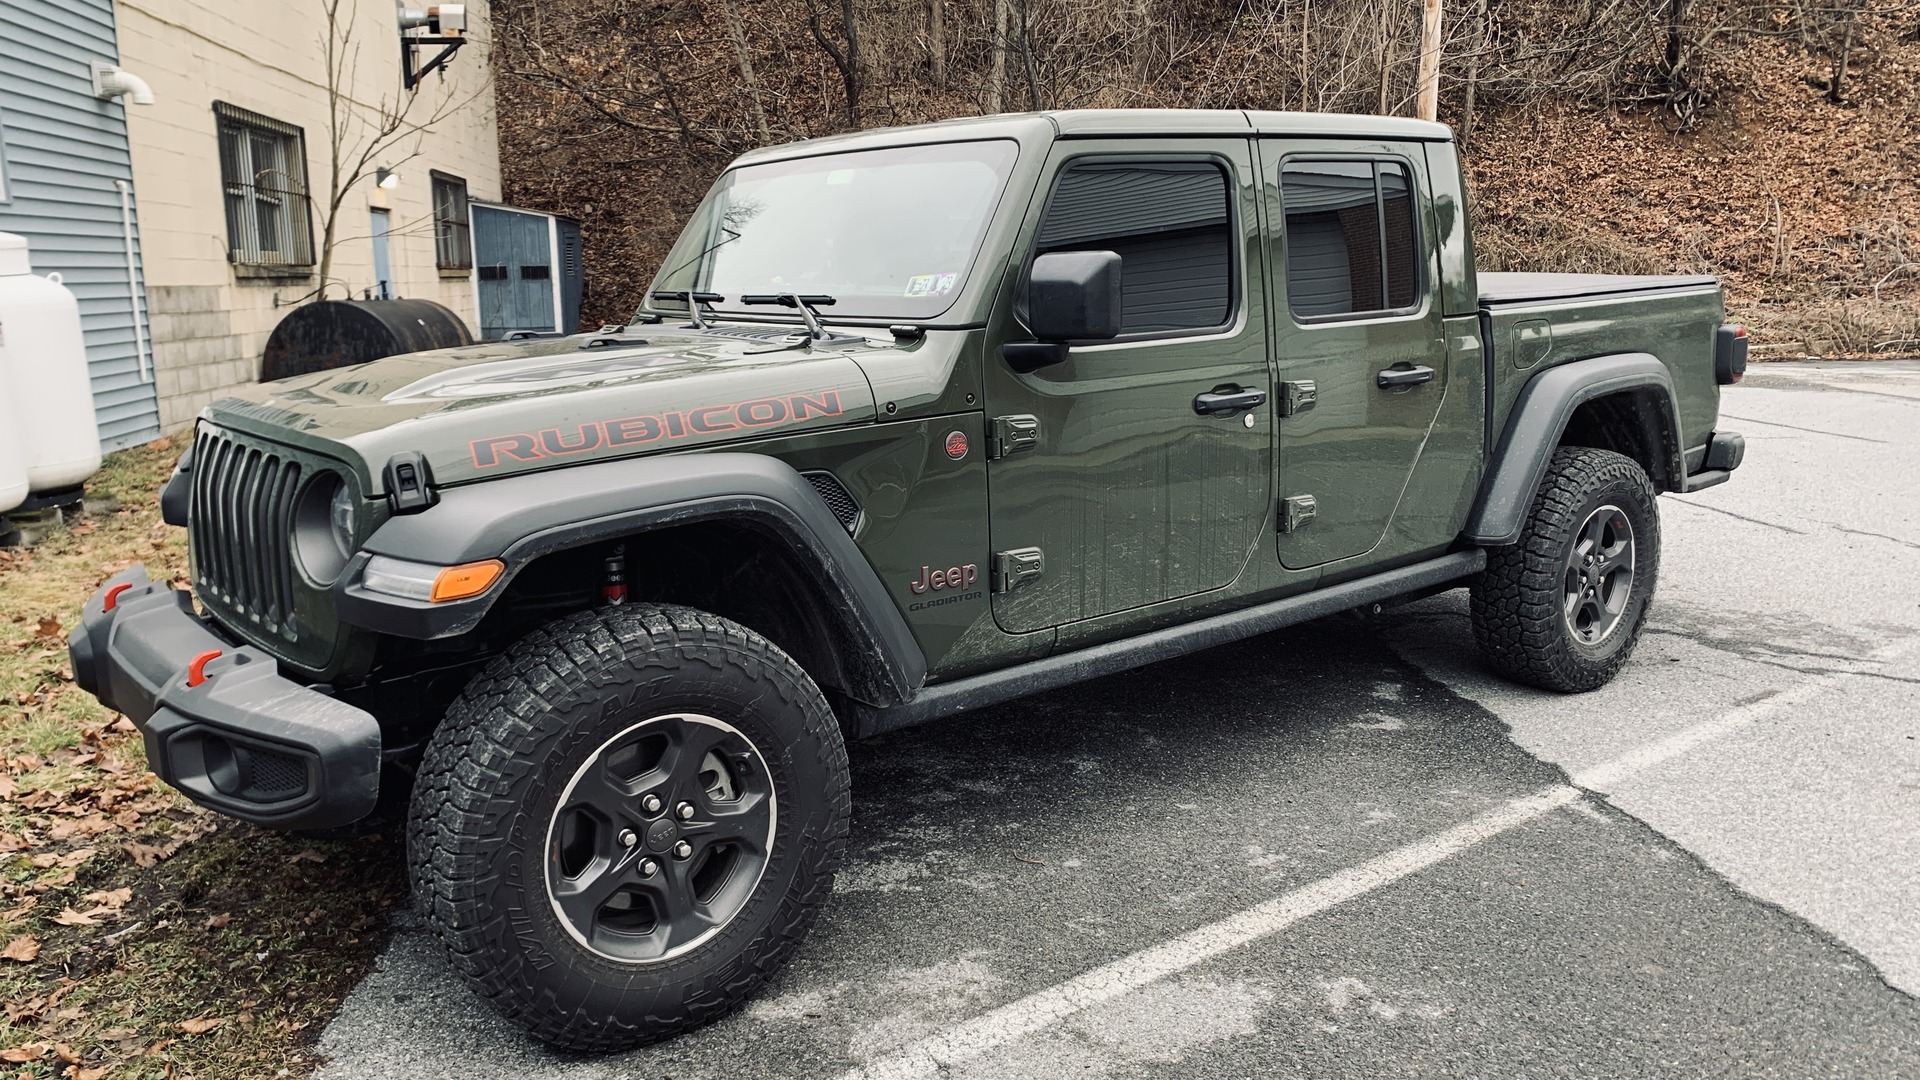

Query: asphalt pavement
left=317, top=360, right=1920, bottom=1079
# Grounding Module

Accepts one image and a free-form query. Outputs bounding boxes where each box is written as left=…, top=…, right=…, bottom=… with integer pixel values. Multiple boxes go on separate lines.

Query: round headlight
left=294, top=473, right=355, bottom=584
left=329, top=482, right=356, bottom=559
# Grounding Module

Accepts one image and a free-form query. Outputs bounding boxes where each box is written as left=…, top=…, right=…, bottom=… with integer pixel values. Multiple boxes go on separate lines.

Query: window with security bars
left=432, top=171, right=472, bottom=269
left=215, top=102, right=315, bottom=270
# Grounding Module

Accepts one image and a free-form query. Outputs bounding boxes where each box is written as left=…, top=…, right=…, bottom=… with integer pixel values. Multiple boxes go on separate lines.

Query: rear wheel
left=1471, top=446, right=1659, bottom=692
left=408, top=604, right=848, bottom=1051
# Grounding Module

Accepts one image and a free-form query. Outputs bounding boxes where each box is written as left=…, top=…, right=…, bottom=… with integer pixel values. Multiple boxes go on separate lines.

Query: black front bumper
left=69, top=565, right=381, bottom=830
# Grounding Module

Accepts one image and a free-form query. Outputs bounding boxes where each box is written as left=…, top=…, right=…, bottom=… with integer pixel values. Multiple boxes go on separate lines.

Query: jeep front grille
left=189, top=426, right=304, bottom=634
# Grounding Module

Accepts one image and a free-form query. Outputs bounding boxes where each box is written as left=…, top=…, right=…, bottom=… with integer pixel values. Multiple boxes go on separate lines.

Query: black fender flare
left=1465, top=353, right=1684, bottom=546
left=332, top=452, right=928, bottom=706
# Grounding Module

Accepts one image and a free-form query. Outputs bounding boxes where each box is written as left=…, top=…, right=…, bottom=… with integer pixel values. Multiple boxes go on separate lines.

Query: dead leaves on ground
left=1, top=936, right=38, bottom=963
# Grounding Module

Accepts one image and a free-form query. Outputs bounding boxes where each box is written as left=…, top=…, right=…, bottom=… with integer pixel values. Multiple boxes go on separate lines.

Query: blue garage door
left=472, top=204, right=554, bottom=338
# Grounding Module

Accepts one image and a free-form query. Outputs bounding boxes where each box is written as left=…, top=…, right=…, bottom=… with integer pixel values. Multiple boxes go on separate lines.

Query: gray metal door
left=472, top=205, right=554, bottom=338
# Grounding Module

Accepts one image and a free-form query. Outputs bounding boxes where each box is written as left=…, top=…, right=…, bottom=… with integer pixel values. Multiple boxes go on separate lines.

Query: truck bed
left=1478, top=272, right=1719, bottom=306
left=1476, top=271, right=1726, bottom=464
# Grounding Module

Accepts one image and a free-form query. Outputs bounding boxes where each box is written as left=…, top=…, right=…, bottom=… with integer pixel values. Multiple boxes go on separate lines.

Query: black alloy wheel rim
left=1563, top=503, right=1636, bottom=645
left=544, top=713, right=775, bottom=964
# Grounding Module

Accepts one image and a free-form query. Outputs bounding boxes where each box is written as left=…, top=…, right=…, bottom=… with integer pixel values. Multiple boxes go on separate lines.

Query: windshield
left=648, top=140, right=1020, bottom=322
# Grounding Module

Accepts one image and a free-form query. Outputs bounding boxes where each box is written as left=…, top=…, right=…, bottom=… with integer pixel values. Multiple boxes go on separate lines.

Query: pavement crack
left=1791, top=382, right=1920, bottom=405
left=1823, top=522, right=1920, bottom=551
left=1661, top=499, right=1807, bottom=534
left=1717, top=413, right=1887, bottom=443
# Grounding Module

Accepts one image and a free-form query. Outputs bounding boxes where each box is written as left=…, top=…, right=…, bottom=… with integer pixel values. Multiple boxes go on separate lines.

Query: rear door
left=984, top=139, right=1273, bottom=633
left=1260, top=143, right=1447, bottom=569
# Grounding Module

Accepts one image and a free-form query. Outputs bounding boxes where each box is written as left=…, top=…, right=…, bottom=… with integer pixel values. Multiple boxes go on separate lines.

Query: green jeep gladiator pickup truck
left=69, top=109, right=1747, bottom=1050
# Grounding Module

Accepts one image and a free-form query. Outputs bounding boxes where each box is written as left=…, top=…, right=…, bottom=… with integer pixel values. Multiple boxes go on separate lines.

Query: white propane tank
left=0, top=232, right=102, bottom=492
left=0, top=345, right=26, bottom=513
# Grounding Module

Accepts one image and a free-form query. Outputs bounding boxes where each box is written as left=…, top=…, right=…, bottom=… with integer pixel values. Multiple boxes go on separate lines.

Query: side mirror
left=1029, top=250, right=1122, bottom=341
left=1006, top=250, right=1122, bottom=372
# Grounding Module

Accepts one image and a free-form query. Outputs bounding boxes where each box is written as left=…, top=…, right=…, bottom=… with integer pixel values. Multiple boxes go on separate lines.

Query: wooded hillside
left=488, top=0, right=1920, bottom=357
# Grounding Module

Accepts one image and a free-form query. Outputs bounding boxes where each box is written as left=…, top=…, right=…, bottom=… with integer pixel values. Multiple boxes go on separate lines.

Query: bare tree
left=807, top=0, right=861, bottom=126
left=720, top=0, right=773, bottom=140
left=315, top=0, right=490, bottom=296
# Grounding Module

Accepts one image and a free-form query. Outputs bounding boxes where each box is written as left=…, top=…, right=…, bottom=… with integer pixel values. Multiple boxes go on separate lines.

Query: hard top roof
left=734, top=109, right=1452, bottom=165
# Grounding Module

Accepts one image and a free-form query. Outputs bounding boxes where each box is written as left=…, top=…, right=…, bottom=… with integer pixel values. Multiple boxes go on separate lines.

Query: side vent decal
left=800, top=470, right=862, bottom=534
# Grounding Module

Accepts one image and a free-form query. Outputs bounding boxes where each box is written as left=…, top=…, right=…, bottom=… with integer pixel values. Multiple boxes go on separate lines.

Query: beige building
left=114, top=0, right=502, bottom=428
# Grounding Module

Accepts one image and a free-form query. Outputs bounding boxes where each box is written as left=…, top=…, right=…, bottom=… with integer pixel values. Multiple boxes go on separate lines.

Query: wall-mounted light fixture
left=376, top=167, right=401, bottom=190
left=397, top=3, right=469, bottom=90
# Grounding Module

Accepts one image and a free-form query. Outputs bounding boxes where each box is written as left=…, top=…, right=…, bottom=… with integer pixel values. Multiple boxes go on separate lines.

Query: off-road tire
left=408, top=604, right=849, bottom=1052
left=1471, top=447, right=1659, bottom=692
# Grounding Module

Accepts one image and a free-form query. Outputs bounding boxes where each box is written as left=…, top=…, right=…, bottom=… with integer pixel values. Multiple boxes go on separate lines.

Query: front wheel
left=1470, top=446, right=1660, bottom=692
left=408, top=604, right=849, bottom=1052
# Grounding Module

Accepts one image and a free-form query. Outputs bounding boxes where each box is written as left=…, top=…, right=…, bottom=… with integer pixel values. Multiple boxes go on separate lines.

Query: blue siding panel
left=0, top=0, right=162, bottom=451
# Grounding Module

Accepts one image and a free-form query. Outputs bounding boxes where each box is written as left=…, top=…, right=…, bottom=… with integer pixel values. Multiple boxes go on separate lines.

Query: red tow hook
left=186, top=649, right=223, bottom=688
left=102, top=583, right=134, bottom=612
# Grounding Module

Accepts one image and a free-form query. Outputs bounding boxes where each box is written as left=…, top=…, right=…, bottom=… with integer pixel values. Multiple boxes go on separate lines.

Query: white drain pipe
left=114, top=179, right=152, bottom=383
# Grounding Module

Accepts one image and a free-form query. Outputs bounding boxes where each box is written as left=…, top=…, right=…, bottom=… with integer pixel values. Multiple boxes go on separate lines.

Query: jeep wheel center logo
left=468, top=390, right=846, bottom=468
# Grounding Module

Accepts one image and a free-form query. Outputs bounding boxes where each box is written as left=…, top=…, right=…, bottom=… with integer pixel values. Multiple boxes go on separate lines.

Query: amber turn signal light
left=429, top=559, right=505, bottom=602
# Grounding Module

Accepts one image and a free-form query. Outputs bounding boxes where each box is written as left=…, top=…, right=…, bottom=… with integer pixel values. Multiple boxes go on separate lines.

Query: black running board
left=853, top=549, right=1486, bottom=737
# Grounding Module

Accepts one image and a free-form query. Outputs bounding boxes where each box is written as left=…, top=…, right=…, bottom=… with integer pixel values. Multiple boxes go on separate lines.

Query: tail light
left=1715, top=324, right=1749, bottom=385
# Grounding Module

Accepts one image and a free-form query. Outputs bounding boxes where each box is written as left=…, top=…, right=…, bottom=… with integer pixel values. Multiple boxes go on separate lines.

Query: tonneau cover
left=1478, top=272, right=1719, bottom=305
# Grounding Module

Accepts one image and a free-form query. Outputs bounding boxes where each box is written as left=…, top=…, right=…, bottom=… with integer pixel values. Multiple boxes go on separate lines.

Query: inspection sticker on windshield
left=905, top=272, right=959, bottom=298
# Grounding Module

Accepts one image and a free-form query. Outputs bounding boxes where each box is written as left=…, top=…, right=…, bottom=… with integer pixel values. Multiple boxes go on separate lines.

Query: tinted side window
left=1281, top=160, right=1421, bottom=319
left=1036, top=161, right=1233, bottom=334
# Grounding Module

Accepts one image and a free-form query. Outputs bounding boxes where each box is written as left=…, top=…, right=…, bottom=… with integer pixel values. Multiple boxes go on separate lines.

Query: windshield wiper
left=650, top=290, right=726, bottom=330
left=740, top=293, right=836, bottom=340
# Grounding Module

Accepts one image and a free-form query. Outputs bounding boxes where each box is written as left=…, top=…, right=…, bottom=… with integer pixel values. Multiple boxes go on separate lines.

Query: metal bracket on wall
left=989, top=415, right=1040, bottom=460
left=1281, top=495, right=1317, bottom=533
left=991, top=547, right=1046, bottom=592
left=1280, top=381, right=1318, bottom=417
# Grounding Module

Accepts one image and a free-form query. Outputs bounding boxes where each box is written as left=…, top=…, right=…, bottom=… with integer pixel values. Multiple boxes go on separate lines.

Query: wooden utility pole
left=1415, top=0, right=1443, bottom=121
left=987, top=0, right=1009, bottom=112
left=930, top=0, right=946, bottom=87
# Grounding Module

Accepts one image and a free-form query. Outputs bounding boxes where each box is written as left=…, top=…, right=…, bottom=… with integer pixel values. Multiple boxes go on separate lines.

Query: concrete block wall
left=114, top=0, right=503, bottom=432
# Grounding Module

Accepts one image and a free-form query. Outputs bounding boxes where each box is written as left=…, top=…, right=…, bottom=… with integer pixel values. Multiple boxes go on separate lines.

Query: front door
left=472, top=205, right=556, bottom=338
left=985, top=140, right=1273, bottom=634
left=1260, top=142, right=1447, bottom=569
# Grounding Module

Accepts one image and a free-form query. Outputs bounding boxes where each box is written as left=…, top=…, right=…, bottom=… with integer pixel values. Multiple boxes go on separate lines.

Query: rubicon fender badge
left=945, top=431, right=969, bottom=460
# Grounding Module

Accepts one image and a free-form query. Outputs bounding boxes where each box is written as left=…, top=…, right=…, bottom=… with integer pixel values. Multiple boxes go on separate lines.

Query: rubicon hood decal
left=471, top=390, right=849, bottom=468
left=203, top=331, right=882, bottom=488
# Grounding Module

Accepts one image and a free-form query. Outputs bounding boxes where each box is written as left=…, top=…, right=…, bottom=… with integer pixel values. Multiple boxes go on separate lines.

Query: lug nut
left=619, top=829, right=637, bottom=848
left=638, top=858, right=658, bottom=877
left=676, top=801, right=695, bottom=820
left=672, top=840, right=693, bottom=859
left=642, top=794, right=663, bottom=814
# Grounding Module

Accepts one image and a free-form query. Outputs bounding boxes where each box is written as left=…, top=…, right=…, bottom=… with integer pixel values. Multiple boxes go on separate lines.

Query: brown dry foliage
left=490, top=0, right=1918, bottom=356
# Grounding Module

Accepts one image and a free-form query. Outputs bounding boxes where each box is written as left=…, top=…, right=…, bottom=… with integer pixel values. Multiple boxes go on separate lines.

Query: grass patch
left=0, top=438, right=407, bottom=1079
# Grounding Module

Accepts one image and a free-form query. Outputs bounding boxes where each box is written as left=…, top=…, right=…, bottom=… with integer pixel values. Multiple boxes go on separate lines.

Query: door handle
left=1193, top=386, right=1267, bottom=416
left=1376, top=365, right=1436, bottom=388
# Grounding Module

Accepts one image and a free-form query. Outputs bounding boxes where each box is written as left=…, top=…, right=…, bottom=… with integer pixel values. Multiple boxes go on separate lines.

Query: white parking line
left=842, top=640, right=1916, bottom=1080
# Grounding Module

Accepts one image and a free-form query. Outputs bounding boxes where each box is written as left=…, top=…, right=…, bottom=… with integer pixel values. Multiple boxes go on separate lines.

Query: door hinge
left=1280, top=380, right=1318, bottom=417
left=991, top=547, right=1045, bottom=593
left=1281, top=494, right=1317, bottom=533
left=988, top=414, right=1040, bottom=460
